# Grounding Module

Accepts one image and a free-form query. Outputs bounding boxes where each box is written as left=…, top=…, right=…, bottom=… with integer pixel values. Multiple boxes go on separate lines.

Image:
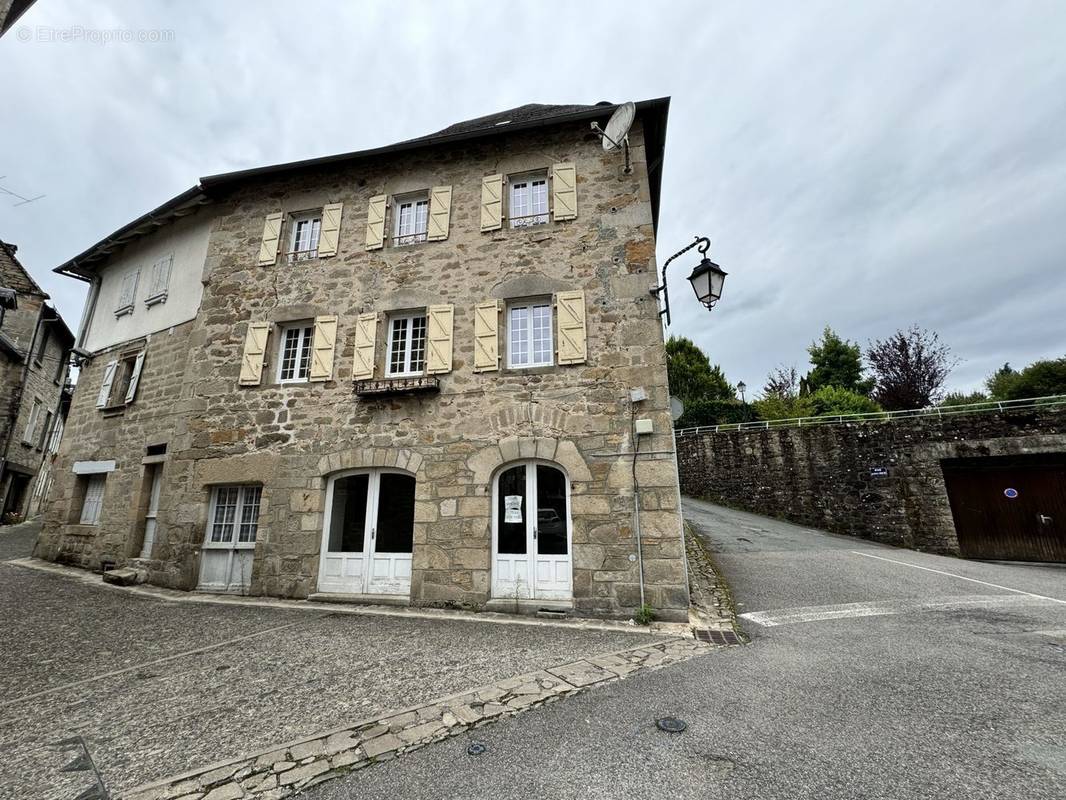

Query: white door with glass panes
left=492, top=461, right=572, bottom=601
left=197, top=485, right=262, bottom=593
left=318, top=469, right=415, bottom=596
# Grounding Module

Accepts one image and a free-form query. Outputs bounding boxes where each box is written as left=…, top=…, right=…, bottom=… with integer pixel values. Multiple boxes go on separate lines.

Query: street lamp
left=650, top=236, right=728, bottom=325
left=737, top=381, right=747, bottom=403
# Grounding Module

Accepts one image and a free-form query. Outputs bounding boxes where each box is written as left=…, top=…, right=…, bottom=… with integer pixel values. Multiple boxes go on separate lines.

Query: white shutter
left=427, top=186, right=452, bottom=241
left=426, top=304, right=454, bottom=374
left=309, top=315, right=338, bottom=382
left=551, top=163, right=578, bottom=221
left=116, top=271, right=139, bottom=314
left=124, top=351, right=146, bottom=403
left=555, top=290, right=587, bottom=365
left=318, top=203, right=343, bottom=258
left=96, top=360, right=118, bottom=408
left=258, top=213, right=284, bottom=265
left=365, top=195, right=387, bottom=250
left=480, top=174, right=503, bottom=231
left=353, top=313, right=378, bottom=379
left=238, top=322, right=271, bottom=386
left=473, top=300, right=500, bottom=372
left=147, top=254, right=172, bottom=303
left=22, top=400, right=41, bottom=444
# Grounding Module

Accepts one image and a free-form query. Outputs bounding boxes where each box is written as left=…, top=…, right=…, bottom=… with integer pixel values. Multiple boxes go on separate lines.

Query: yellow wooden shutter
left=426, top=304, right=454, bottom=374
left=480, top=174, right=503, bottom=231
left=427, top=186, right=452, bottom=241
left=258, top=213, right=283, bottom=265
left=555, top=290, right=587, bottom=365
left=551, top=163, right=577, bottom=221
left=238, top=322, right=271, bottom=385
left=353, top=312, right=378, bottom=379
left=309, top=315, right=338, bottom=382
left=473, top=300, right=500, bottom=372
left=365, top=195, right=387, bottom=250
left=318, top=203, right=343, bottom=257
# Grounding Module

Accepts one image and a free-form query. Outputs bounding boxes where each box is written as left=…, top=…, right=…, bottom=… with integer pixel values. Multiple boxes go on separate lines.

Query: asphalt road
left=309, top=497, right=1066, bottom=800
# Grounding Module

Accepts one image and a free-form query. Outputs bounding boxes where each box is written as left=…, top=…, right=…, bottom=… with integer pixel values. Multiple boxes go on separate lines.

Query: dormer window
left=393, top=194, right=429, bottom=246
left=288, top=212, right=321, bottom=262
left=509, top=173, right=549, bottom=228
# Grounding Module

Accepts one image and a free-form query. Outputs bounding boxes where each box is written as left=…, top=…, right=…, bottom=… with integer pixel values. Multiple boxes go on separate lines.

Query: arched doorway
left=492, top=460, right=572, bottom=600
left=318, top=468, right=415, bottom=596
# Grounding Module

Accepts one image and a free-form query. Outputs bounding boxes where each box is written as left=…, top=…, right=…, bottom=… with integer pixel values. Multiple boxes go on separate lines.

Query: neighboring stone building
left=0, top=240, right=74, bottom=521
left=36, top=99, right=690, bottom=620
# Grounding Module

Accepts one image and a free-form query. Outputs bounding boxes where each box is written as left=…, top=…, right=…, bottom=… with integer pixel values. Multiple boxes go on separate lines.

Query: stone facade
left=38, top=101, right=690, bottom=620
left=0, top=241, right=73, bottom=520
left=676, top=406, right=1066, bottom=553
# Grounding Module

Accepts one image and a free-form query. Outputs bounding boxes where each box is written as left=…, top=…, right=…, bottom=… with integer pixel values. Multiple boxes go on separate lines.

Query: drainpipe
left=630, top=401, right=646, bottom=608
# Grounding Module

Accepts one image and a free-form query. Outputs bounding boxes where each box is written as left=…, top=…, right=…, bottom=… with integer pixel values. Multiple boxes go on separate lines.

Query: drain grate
left=693, top=628, right=742, bottom=646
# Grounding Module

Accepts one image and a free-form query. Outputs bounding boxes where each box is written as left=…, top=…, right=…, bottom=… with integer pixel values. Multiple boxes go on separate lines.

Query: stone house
left=35, top=98, right=690, bottom=620
left=0, top=240, right=74, bottom=521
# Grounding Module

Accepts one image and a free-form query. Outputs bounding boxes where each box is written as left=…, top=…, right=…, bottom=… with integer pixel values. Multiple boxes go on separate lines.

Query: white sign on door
left=504, top=495, right=523, bottom=523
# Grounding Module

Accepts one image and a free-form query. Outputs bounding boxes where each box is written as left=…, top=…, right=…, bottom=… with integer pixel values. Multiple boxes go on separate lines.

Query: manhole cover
left=467, top=742, right=487, bottom=756
left=656, top=717, right=687, bottom=733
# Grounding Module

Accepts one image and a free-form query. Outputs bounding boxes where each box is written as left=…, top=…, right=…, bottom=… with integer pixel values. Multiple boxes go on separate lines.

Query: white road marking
left=741, top=594, right=1058, bottom=627
left=850, top=551, right=1066, bottom=605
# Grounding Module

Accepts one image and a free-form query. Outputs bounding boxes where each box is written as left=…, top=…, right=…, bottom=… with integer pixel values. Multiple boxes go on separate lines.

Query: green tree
left=984, top=363, right=1019, bottom=399
left=994, top=357, right=1066, bottom=400
left=752, top=394, right=814, bottom=421
left=807, top=385, right=882, bottom=417
left=675, top=398, right=759, bottom=428
left=940, top=391, right=989, bottom=407
left=804, top=327, right=873, bottom=395
left=665, top=336, right=733, bottom=404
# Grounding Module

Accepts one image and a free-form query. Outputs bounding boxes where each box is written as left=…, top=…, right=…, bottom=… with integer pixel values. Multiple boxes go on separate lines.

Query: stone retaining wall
left=676, top=407, right=1066, bottom=553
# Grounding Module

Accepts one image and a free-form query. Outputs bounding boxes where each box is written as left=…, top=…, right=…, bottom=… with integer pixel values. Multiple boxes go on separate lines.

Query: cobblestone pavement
left=0, top=536, right=669, bottom=799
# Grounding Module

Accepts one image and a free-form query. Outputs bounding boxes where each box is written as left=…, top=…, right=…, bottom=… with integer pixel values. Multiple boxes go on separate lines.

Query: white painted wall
left=83, top=210, right=213, bottom=352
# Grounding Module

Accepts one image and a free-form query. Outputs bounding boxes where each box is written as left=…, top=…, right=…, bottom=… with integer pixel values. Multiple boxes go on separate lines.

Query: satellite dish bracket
left=590, top=121, right=633, bottom=174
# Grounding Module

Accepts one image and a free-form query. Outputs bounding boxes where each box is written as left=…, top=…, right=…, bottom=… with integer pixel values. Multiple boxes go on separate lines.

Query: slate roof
left=0, top=240, right=47, bottom=297
left=426, top=102, right=610, bottom=138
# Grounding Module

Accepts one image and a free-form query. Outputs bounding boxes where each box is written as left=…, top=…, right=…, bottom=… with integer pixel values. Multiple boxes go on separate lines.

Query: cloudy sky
left=2, top=1, right=1064, bottom=394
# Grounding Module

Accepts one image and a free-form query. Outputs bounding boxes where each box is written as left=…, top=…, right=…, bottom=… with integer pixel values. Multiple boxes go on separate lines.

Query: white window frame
left=276, top=322, right=314, bottom=384
left=22, top=398, right=42, bottom=444
left=115, top=270, right=140, bottom=317
left=288, top=211, right=322, bottom=262
left=202, top=485, right=262, bottom=549
left=392, top=193, right=429, bottom=247
left=385, top=311, right=428, bottom=377
left=79, top=474, right=106, bottom=525
left=507, top=300, right=554, bottom=368
left=508, top=172, right=549, bottom=228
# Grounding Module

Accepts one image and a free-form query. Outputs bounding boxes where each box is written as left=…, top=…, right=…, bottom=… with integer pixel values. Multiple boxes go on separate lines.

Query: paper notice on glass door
left=504, top=495, right=523, bottom=523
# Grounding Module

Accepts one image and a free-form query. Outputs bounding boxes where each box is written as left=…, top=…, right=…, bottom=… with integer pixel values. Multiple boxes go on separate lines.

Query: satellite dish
left=670, top=396, right=685, bottom=422
left=602, top=101, right=635, bottom=152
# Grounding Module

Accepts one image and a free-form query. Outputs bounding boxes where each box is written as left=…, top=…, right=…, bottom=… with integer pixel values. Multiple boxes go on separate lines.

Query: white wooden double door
left=492, top=461, right=572, bottom=601
left=318, top=469, right=415, bottom=596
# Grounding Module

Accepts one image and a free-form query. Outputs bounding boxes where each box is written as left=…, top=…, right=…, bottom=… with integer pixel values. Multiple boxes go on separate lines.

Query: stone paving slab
left=120, top=636, right=722, bottom=800
left=0, top=560, right=669, bottom=800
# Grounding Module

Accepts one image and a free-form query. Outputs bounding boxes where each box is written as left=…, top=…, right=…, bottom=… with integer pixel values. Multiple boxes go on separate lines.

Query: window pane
left=297, top=326, right=314, bottom=379
left=328, top=474, right=368, bottom=553
left=536, top=465, right=568, bottom=555
left=397, top=202, right=413, bottom=236
left=375, top=473, right=415, bottom=553
left=414, top=200, right=428, bottom=234
left=497, top=466, right=526, bottom=554
left=409, top=316, right=427, bottom=373
left=511, top=182, right=529, bottom=222
left=532, top=305, right=552, bottom=365
left=238, top=486, right=262, bottom=543
left=211, top=487, right=239, bottom=543
left=280, top=327, right=300, bottom=380
left=531, top=180, right=548, bottom=221
left=509, top=307, right=530, bottom=366
left=388, top=318, right=408, bottom=375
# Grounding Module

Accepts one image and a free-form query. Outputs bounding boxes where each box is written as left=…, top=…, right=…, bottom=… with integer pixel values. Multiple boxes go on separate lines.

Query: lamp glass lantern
left=687, top=256, right=728, bottom=309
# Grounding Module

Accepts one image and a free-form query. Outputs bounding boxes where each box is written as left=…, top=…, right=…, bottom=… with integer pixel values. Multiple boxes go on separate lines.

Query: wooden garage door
left=942, top=455, right=1066, bottom=562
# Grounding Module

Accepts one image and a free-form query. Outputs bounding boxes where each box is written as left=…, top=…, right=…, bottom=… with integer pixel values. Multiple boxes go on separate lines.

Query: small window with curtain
left=508, top=172, right=549, bottom=228
left=386, top=312, right=427, bottom=376
left=393, top=193, right=429, bottom=246
left=507, top=300, right=553, bottom=368
left=276, top=322, right=314, bottom=383
left=288, top=211, right=321, bottom=262
left=206, top=485, right=262, bottom=546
